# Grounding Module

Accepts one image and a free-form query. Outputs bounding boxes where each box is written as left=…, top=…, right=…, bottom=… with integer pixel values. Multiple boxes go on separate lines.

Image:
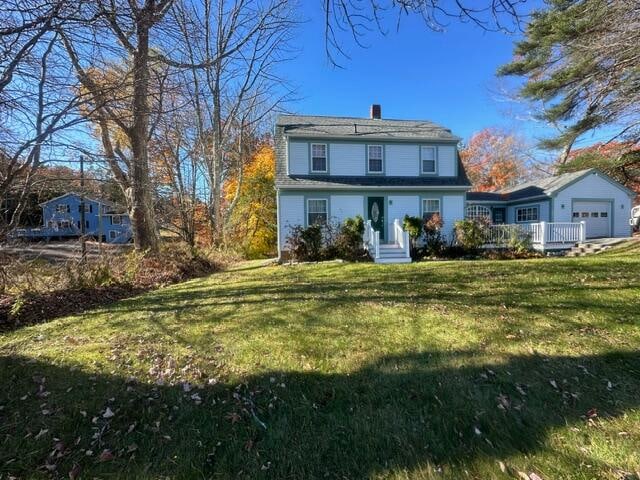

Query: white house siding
left=288, top=142, right=308, bottom=174
left=330, top=144, right=365, bottom=176
left=552, top=172, right=632, bottom=237
left=388, top=195, right=420, bottom=242
left=385, top=145, right=419, bottom=176
left=506, top=200, right=550, bottom=224
left=278, top=194, right=305, bottom=250
left=331, top=195, right=364, bottom=223
left=438, top=146, right=456, bottom=177
left=442, top=194, right=465, bottom=241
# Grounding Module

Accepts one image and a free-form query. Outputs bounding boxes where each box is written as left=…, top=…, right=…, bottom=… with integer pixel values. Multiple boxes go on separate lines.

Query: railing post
left=374, top=231, right=380, bottom=259
left=404, top=231, right=410, bottom=258
left=580, top=221, right=586, bottom=243
left=539, top=221, right=547, bottom=250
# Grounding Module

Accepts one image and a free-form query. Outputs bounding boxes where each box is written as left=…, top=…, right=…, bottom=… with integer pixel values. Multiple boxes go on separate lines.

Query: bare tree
left=173, top=0, right=296, bottom=244
left=322, top=0, right=528, bottom=65
left=0, top=1, right=87, bottom=234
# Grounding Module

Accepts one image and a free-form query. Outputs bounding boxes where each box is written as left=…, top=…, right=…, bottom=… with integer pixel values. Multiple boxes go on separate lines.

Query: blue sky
left=278, top=2, right=610, bottom=155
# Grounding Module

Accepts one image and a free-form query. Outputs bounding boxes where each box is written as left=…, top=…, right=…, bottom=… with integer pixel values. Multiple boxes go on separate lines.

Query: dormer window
left=311, top=143, right=327, bottom=172
left=421, top=146, right=436, bottom=174
left=367, top=145, right=383, bottom=173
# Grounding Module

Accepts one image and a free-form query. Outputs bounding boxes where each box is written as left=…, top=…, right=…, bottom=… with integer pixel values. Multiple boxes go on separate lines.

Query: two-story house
left=12, top=192, right=132, bottom=244
left=275, top=106, right=472, bottom=261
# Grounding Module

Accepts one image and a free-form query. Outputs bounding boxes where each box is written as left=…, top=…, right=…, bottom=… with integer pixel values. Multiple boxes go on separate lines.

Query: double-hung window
left=422, top=198, right=440, bottom=220
left=516, top=206, right=539, bottom=222
left=307, top=199, right=328, bottom=225
left=367, top=145, right=383, bottom=173
left=56, top=204, right=69, bottom=213
left=421, top=146, right=436, bottom=174
left=311, top=144, right=327, bottom=172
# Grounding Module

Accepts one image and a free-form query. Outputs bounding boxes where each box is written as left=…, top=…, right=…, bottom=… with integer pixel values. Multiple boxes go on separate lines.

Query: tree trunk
left=129, top=17, right=159, bottom=252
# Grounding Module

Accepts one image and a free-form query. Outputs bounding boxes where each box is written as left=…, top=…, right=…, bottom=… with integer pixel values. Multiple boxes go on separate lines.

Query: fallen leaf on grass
left=549, top=380, right=558, bottom=389
left=103, top=407, right=115, bottom=419
left=99, top=449, right=114, bottom=462
left=68, top=463, right=81, bottom=480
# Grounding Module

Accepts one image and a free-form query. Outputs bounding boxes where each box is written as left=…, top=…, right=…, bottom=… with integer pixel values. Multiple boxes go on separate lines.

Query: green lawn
left=1, top=244, right=640, bottom=479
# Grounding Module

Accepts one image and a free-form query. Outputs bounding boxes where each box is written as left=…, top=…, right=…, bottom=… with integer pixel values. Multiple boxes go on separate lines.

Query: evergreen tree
left=499, top=0, right=640, bottom=159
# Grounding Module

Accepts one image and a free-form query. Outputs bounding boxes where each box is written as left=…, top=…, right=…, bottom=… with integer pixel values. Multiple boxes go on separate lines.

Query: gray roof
left=467, top=168, right=632, bottom=203
left=498, top=169, right=592, bottom=195
left=277, top=114, right=460, bottom=141
left=276, top=172, right=471, bottom=189
left=39, top=192, right=115, bottom=207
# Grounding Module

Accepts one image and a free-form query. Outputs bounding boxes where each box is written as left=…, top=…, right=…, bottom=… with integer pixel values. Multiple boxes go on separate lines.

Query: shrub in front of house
left=285, top=216, right=368, bottom=262
left=422, top=213, right=445, bottom=257
left=454, top=218, right=490, bottom=253
left=402, top=215, right=423, bottom=258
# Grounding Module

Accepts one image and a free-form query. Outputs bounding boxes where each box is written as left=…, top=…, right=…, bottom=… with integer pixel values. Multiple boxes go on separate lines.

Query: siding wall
left=330, top=143, right=366, bottom=175
left=552, top=172, right=632, bottom=237
left=506, top=200, right=550, bottom=224
left=288, top=142, right=308, bottom=174
left=388, top=195, right=420, bottom=242
left=278, top=194, right=305, bottom=251
left=287, top=139, right=459, bottom=177
left=331, top=195, right=364, bottom=223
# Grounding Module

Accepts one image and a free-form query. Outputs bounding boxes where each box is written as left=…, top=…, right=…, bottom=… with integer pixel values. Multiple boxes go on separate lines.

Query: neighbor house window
left=109, top=230, right=118, bottom=240
left=367, top=145, right=383, bottom=173
left=465, top=205, right=491, bottom=221
left=78, top=204, right=93, bottom=213
left=516, top=206, right=539, bottom=222
left=307, top=199, right=328, bottom=225
left=311, top=144, right=327, bottom=172
left=422, top=198, right=440, bottom=220
left=421, top=146, right=436, bottom=173
left=56, top=204, right=69, bottom=213
left=111, top=215, right=122, bottom=225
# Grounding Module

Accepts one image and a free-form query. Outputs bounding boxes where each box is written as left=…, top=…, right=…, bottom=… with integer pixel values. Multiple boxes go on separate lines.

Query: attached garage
left=572, top=201, right=611, bottom=238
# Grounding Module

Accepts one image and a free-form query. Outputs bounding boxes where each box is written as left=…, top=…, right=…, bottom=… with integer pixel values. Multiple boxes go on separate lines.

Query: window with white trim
left=516, top=206, right=539, bottom=222
left=311, top=144, right=327, bottom=172
left=109, top=230, right=118, bottom=240
left=307, top=199, right=328, bottom=225
left=111, top=215, right=122, bottom=225
left=420, top=146, right=436, bottom=173
left=56, top=203, right=69, bottom=213
left=465, top=205, right=491, bottom=221
left=422, top=198, right=440, bottom=220
left=367, top=145, right=383, bottom=173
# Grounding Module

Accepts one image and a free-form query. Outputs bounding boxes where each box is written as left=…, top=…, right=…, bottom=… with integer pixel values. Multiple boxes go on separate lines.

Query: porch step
left=373, top=243, right=411, bottom=263
left=565, top=238, right=627, bottom=257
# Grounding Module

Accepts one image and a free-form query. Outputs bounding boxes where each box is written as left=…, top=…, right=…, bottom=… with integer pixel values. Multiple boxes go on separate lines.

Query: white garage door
left=572, top=201, right=611, bottom=238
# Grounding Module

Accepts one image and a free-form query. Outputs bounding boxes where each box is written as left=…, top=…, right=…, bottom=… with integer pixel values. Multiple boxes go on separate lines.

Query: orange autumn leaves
left=460, top=128, right=529, bottom=192
left=224, top=143, right=277, bottom=258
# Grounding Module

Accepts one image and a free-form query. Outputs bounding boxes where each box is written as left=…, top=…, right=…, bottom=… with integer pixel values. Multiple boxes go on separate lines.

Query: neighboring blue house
left=12, top=192, right=132, bottom=244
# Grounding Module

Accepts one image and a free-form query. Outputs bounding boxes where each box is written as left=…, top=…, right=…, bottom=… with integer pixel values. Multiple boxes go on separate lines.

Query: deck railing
left=363, top=220, right=380, bottom=260
left=484, top=221, right=586, bottom=250
left=393, top=218, right=411, bottom=258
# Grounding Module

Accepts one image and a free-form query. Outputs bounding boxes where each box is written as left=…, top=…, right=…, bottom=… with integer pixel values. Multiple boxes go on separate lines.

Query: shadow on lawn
left=1, top=349, right=639, bottom=479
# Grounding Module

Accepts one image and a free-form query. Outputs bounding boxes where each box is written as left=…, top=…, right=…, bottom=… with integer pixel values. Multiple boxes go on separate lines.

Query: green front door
left=367, top=196, right=385, bottom=241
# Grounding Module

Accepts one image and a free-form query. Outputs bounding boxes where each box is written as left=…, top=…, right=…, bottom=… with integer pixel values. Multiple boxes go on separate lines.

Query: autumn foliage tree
left=224, top=143, right=276, bottom=258
left=460, top=128, right=530, bottom=191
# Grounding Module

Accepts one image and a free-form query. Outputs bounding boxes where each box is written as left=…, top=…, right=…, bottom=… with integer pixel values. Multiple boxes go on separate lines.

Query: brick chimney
left=370, top=104, right=381, bottom=120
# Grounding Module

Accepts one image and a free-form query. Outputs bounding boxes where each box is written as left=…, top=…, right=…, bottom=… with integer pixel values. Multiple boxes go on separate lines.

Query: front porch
left=363, top=220, right=588, bottom=263
left=483, top=221, right=586, bottom=251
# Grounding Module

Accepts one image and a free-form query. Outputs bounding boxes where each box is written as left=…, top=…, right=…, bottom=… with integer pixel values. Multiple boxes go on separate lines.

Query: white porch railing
left=393, top=218, right=411, bottom=258
left=363, top=220, right=380, bottom=260
left=483, top=221, right=586, bottom=250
